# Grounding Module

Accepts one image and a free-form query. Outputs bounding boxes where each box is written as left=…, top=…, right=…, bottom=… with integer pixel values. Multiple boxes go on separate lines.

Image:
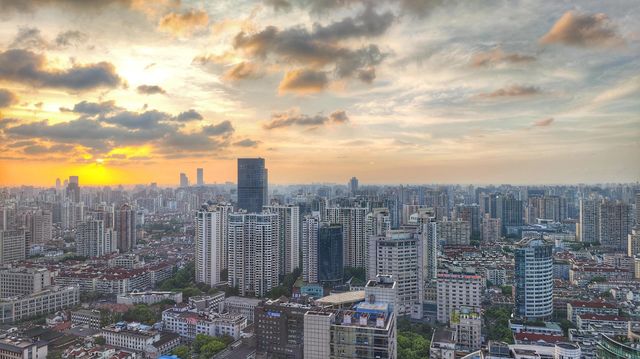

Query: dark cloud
left=175, top=109, right=203, bottom=122
left=100, top=110, right=171, bottom=130
left=60, top=100, right=119, bottom=115
left=0, top=118, right=20, bottom=129
left=202, top=121, right=235, bottom=137
left=161, top=131, right=222, bottom=153
left=137, top=84, right=166, bottom=95
left=533, top=118, right=554, bottom=127
left=0, top=49, right=122, bottom=91
left=10, top=27, right=48, bottom=49
left=158, top=9, right=209, bottom=36
left=0, top=89, right=19, bottom=108
left=264, top=0, right=292, bottom=11
left=233, top=139, right=260, bottom=147
left=264, top=109, right=349, bottom=129
left=223, top=62, right=263, bottom=81
left=478, top=85, right=541, bottom=98
left=310, top=6, right=395, bottom=41
left=470, top=48, right=536, bottom=67
left=356, top=67, right=376, bottom=83
left=22, top=143, right=75, bottom=155
left=540, top=11, right=624, bottom=47
left=269, top=0, right=446, bottom=17
left=279, top=69, right=329, bottom=94
left=55, top=30, right=88, bottom=47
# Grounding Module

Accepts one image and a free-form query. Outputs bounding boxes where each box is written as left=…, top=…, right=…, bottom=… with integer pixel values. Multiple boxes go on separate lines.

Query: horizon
left=0, top=1, right=639, bottom=185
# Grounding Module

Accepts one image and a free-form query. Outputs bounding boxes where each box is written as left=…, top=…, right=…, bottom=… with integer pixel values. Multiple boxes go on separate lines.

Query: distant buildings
left=317, top=223, right=343, bottom=285
left=599, top=200, right=631, bottom=251
left=481, top=214, right=502, bottom=242
left=179, top=172, right=189, bottom=187
left=515, top=239, right=553, bottom=320
left=197, top=167, right=204, bottom=186
left=348, top=177, right=358, bottom=194
left=237, top=158, right=268, bottom=213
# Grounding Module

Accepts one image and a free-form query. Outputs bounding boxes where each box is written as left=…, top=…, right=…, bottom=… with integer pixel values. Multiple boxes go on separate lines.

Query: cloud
left=264, top=0, right=292, bottom=11
left=100, top=110, right=171, bottom=130
left=223, top=62, right=263, bottom=81
left=264, top=109, right=349, bottom=129
left=202, top=121, right=235, bottom=137
left=54, top=30, right=88, bottom=47
left=470, top=48, right=536, bottom=67
left=0, top=49, right=122, bottom=91
left=60, top=100, right=119, bottom=115
left=10, top=27, right=48, bottom=49
left=279, top=69, right=329, bottom=94
left=158, top=9, right=209, bottom=36
left=540, top=11, right=624, bottom=48
left=532, top=118, right=554, bottom=127
left=137, top=84, right=166, bottom=95
left=233, top=139, right=260, bottom=147
left=0, top=89, right=19, bottom=108
left=174, top=109, right=203, bottom=122
left=22, top=143, right=75, bottom=155
left=478, top=85, right=541, bottom=98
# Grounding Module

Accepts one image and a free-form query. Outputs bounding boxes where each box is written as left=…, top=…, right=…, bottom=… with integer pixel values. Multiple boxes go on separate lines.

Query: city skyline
left=0, top=1, right=638, bottom=186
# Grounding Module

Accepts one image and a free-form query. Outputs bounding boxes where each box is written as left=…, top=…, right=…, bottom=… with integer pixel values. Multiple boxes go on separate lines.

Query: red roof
left=514, top=333, right=565, bottom=344
left=569, top=300, right=616, bottom=309
left=578, top=313, right=626, bottom=322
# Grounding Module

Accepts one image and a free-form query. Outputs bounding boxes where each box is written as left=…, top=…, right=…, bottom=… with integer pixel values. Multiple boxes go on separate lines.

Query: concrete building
left=101, top=323, right=160, bottom=352
left=76, top=219, right=106, bottom=258
left=189, top=293, right=225, bottom=312
left=450, top=307, right=482, bottom=352
left=579, top=199, right=600, bottom=244
left=629, top=228, right=640, bottom=257
left=599, top=200, right=632, bottom=251
left=264, top=205, right=300, bottom=275
left=254, top=298, right=312, bottom=358
left=515, top=239, right=553, bottom=320
left=482, top=214, right=502, bottom=242
left=436, top=269, right=482, bottom=324
left=195, top=205, right=232, bottom=287
left=71, top=309, right=102, bottom=328
left=196, top=168, right=204, bottom=186
left=0, top=267, right=52, bottom=298
left=223, top=296, right=262, bottom=323
left=453, top=204, right=480, bottom=239
left=162, top=307, right=247, bottom=340
left=0, top=337, right=47, bottom=359
left=437, top=219, right=471, bottom=246
left=566, top=300, right=618, bottom=324
left=367, top=230, right=423, bottom=317
left=0, top=285, right=80, bottom=323
left=324, top=207, right=367, bottom=268
left=115, top=204, right=136, bottom=253
left=0, top=230, right=26, bottom=265
left=25, top=209, right=52, bottom=244
left=227, top=212, right=279, bottom=297
left=318, top=223, right=343, bottom=285
left=117, top=291, right=183, bottom=306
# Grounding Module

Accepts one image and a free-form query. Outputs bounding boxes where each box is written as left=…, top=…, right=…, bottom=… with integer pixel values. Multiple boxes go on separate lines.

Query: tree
left=501, top=285, right=512, bottom=296
left=200, top=341, right=226, bottom=358
left=123, top=304, right=159, bottom=325
left=398, top=332, right=430, bottom=359
left=485, top=306, right=514, bottom=343
left=94, top=336, right=106, bottom=345
left=172, top=345, right=190, bottom=359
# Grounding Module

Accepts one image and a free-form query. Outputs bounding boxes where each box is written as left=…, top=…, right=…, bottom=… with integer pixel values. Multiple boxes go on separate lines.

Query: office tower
left=515, top=239, right=553, bottom=320
left=599, top=200, right=632, bottom=251
left=115, top=204, right=136, bottom=252
left=481, top=214, right=502, bottom=242
left=237, top=158, right=268, bottom=213
left=255, top=298, right=311, bottom=359
left=579, top=199, right=600, bottom=243
left=228, top=212, right=278, bottom=297
left=0, top=230, right=26, bottom=265
left=453, top=204, right=480, bottom=239
left=196, top=168, right=204, bottom=186
left=348, top=177, right=358, bottom=194
left=630, top=229, right=640, bottom=257
left=195, top=205, right=232, bottom=286
left=66, top=175, right=80, bottom=203
left=436, top=269, right=483, bottom=323
left=264, top=205, right=300, bottom=275
left=26, top=210, right=52, bottom=244
left=76, top=219, right=105, bottom=258
left=179, top=173, right=189, bottom=187
left=436, top=219, right=471, bottom=246
left=324, top=207, right=367, bottom=268
left=302, top=215, right=319, bottom=283
left=55, top=178, right=61, bottom=191
left=367, top=230, right=423, bottom=317
left=497, top=194, right=523, bottom=230
left=318, top=223, right=343, bottom=285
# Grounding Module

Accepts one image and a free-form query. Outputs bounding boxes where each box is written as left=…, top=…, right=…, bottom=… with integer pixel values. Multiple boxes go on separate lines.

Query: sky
left=0, top=0, right=638, bottom=186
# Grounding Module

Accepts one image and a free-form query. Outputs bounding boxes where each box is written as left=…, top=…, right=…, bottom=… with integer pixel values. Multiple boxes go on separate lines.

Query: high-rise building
left=629, top=229, right=640, bottom=257
left=195, top=205, right=232, bottom=286
left=367, top=230, right=423, bottom=317
left=366, top=208, right=391, bottom=238
left=255, top=298, right=311, bottom=359
left=25, top=210, right=52, bottom=244
left=579, top=199, right=600, bottom=243
left=324, top=207, right=367, bottom=268
left=0, top=267, right=51, bottom=298
left=515, top=239, right=553, bottom=320
left=179, top=173, right=189, bottom=187
left=450, top=307, right=482, bottom=352
left=228, top=212, right=279, bottom=297
left=196, top=168, right=204, bottom=186
left=599, top=200, right=631, bottom=251
left=237, top=158, right=268, bottom=213
left=76, top=219, right=105, bottom=258
left=453, top=204, right=480, bottom=239
left=348, top=177, right=359, bottom=194
left=115, top=204, right=136, bottom=252
left=55, top=178, right=61, bottom=191
left=422, top=221, right=438, bottom=281
left=481, top=214, right=502, bottom=242
left=302, top=215, right=320, bottom=283
left=0, top=230, right=26, bottom=265
left=436, top=219, right=471, bottom=246
left=264, top=205, right=300, bottom=275
left=635, top=193, right=640, bottom=226
left=436, top=269, right=483, bottom=324
left=497, top=194, right=523, bottom=230
left=67, top=176, right=80, bottom=203
left=318, top=223, right=343, bottom=285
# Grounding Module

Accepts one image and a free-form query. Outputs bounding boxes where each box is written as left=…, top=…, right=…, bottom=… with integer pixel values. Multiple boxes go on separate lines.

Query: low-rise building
left=117, top=291, right=183, bottom=306
left=0, top=285, right=80, bottom=323
left=71, top=309, right=102, bottom=329
left=223, top=296, right=261, bottom=323
left=101, top=322, right=160, bottom=352
left=189, top=293, right=225, bottom=312
left=566, top=300, right=618, bottom=324
left=162, top=307, right=247, bottom=340
left=0, top=336, right=48, bottom=359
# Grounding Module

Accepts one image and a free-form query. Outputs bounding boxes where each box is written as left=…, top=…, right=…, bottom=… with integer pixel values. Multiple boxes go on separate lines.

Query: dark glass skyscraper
left=318, top=223, right=343, bottom=284
left=237, top=158, right=268, bottom=213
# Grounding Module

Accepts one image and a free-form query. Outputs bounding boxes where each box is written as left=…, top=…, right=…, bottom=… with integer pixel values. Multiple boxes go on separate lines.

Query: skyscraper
left=348, top=177, right=358, bottom=194
left=237, top=158, right=268, bottom=213
left=515, top=239, right=553, bottom=320
left=324, top=207, right=367, bottom=268
left=318, top=223, right=343, bottom=285
left=0, top=230, right=26, bottom=265
left=453, top=204, right=480, bottom=239
left=228, top=212, right=279, bottom=297
left=66, top=176, right=80, bottom=203
left=579, top=199, right=600, bottom=243
left=76, top=219, right=105, bottom=258
left=115, top=204, right=136, bottom=252
left=497, top=194, right=523, bottom=230
left=599, top=200, right=631, bottom=251
left=195, top=205, right=232, bottom=286
left=26, top=209, right=52, bottom=244
left=264, top=204, right=300, bottom=275
left=302, top=215, right=320, bottom=283
left=196, top=168, right=204, bottom=186
left=179, top=173, right=189, bottom=187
